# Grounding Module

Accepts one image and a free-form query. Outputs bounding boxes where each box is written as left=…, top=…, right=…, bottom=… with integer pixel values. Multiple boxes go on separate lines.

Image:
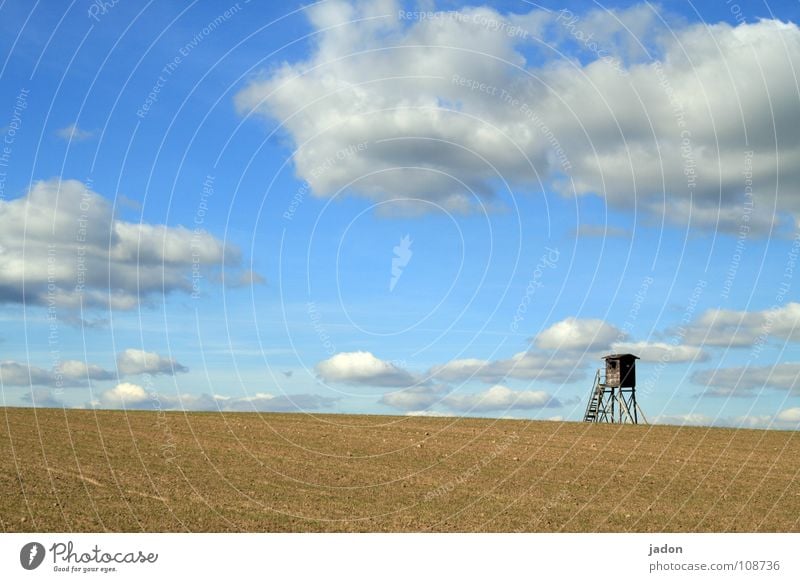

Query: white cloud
left=0, top=178, right=239, bottom=309
left=534, top=317, right=622, bottom=351
left=235, top=2, right=800, bottom=230
left=652, top=413, right=714, bottom=427
left=729, top=415, right=778, bottom=429
left=654, top=410, right=800, bottom=430
left=430, top=350, right=584, bottom=384
left=405, top=410, right=455, bottom=417
left=117, top=349, right=188, bottom=376
left=1, top=358, right=114, bottom=387
left=317, top=346, right=587, bottom=390
left=611, top=341, right=708, bottom=363
left=55, top=123, right=94, bottom=141
left=315, top=351, right=418, bottom=386
left=0, top=360, right=56, bottom=386
left=443, top=384, right=560, bottom=412
left=21, top=388, right=65, bottom=408
left=683, top=303, right=800, bottom=347
left=93, top=387, right=336, bottom=412
left=235, top=1, right=546, bottom=215
left=692, top=363, right=800, bottom=397
left=381, top=384, right=446, bottom=410
left=56, top=360, right=114, bottom=381
left=221, top=269, right=267, bottom=288
left=100, top=382, right=150, bottom=406
left=220, top=392, right=336, bottom=412
left=429, top=358, right=492, bottom=381
left=382, top=382, right=562, bottom=413
left=777, top=407, right=800, bottom=423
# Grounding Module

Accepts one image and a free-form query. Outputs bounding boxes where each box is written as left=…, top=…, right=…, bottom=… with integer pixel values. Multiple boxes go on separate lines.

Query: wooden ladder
left=583, top=369, right=602, bottom=422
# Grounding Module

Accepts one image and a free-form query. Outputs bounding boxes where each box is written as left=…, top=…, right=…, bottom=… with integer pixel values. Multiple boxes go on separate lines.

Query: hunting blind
left=583, top=353, right=647, bottom=424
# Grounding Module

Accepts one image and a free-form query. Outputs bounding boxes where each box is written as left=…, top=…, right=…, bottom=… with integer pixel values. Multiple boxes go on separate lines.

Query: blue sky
left=1, top=0, right=799, bottom=429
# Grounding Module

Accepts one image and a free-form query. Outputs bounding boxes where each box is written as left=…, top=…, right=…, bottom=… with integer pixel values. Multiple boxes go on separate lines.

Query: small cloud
left=534, top=317, right=623, bottom=352
left=100, top=382, right=150, bottom=407
left=56, top=360, right=114, bottom=381
left=116, top=194, right=142, bottom=212
left=117, top=349, right=188, bottom=376
left=405, top=410, right=455, bottom=417
left=777, top=407, right=800, bottom=423
left=653, top=413, right=715, bottom=427
left=21, top=388, right=64, bottom=408
left=382, top=383, right=567, bottom=415
left=443, top=384, right=561, bottom=412
left=611, top=341, right=708, bottom=363
left=430, top=351, right=585, bottom=384
left=55, top=123, right=95, bottom=142
left=316, top=351, right=419, bottom=387
left=0, top=360, right=55, bottom=386
left=692, top=362, right=800, bottom=397
left=653, top=410, right=800, bottom=430
left=61, top=315, right=109, bottom=329
left=682, top=303, right=800, bottom=347
left=222, top=392, right=337, bottom=412
left=381, top=384, right=449, bottom=411
left=91, top=387, right=337, bottom=412
left=1, top=358, right=113, bottom=387
left=220, top=269, right=267, bottom=288
left=571, top=225, right=631, bottom=238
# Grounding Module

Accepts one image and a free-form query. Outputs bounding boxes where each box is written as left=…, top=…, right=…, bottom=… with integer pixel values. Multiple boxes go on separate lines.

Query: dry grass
left=1, top=407, right=798, bottom=532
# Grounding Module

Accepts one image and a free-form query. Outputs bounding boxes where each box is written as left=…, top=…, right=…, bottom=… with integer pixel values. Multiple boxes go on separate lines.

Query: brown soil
left=2, top=407, right=798, bottom=532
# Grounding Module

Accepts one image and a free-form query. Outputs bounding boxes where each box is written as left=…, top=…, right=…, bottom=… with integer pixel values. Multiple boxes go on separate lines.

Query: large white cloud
left=0, top=178, right=242, bottom=309
left=692, top=362, right=800, bottom=396
left=443, top=384, right=560, bottom=412
left=429, top=350, right=584, bottom=384
left=100, top=382, right=150, bottom=406
left=534, top=317, right=622, bottom=351
left=93, top=384, right=336, bottom=412
left=3, top=351, right=188, bottom=386
left=315, top=347, right=586, bottom=389
left=315, top=351, right=418, bottom=386
left=611, top=341, right=708, bottom=363
left=381, top=382, right=562, bottom=413
left=21, top=388, right=65, bottom=407
left=56, top=360, right=114, bottom=381
left=652, top=413, right=714, bottom=427
left=235, top=1, right=800, bottom=230
left=219, top=392, right=337, bottom=412
left=777, top=407, right=800, bottom=423
left=654, top=410, right=800, bottom=429
left=682, top=303, right=800, bottom=347
left=0, top=361, right=56, bottom=386
left=116, top=349, right=188, bottom=376
left=0, top=358, right=113, bottom=387
left=380, top=384, right=447, bottom=411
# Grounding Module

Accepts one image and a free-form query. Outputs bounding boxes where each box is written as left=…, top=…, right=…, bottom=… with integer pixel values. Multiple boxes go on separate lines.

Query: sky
left=0, top=0, right=799, bottom=429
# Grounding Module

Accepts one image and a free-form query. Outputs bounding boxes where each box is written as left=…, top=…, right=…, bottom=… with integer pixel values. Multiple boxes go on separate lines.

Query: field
left=1, top=407, right=798, bottom=532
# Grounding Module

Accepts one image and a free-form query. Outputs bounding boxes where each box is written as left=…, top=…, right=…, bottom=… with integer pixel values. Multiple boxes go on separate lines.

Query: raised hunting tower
left=583, top=354, right=646, bottom=424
